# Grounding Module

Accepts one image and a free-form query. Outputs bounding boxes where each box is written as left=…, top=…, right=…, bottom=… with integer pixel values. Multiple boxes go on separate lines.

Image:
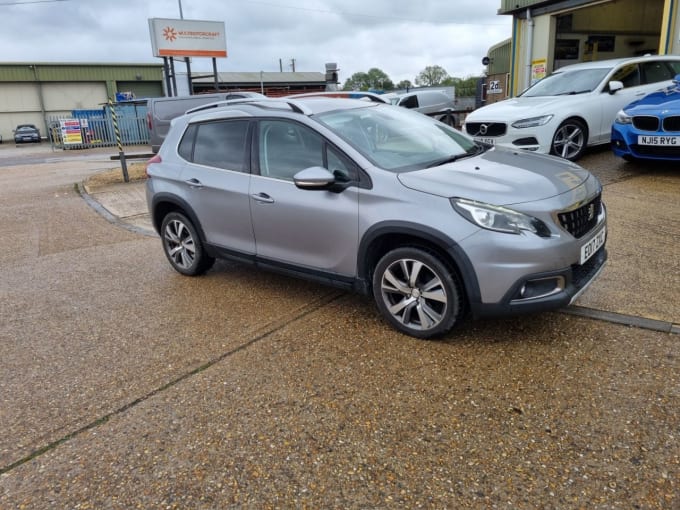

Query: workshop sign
left=149, top=18, right=227, bottom=58
left=60, top=119, right=83, bottom=145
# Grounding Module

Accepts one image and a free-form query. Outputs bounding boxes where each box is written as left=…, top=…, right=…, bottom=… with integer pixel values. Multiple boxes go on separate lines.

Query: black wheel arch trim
left=150, top=193, right=208, bottom=243
left=357, top=221, right=482, bottom=304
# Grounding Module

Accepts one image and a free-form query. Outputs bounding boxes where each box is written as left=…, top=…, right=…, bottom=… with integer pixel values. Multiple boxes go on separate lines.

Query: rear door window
left=192, top=120, right=249, bottom=171
left=640, top=61, right=675, bottom=84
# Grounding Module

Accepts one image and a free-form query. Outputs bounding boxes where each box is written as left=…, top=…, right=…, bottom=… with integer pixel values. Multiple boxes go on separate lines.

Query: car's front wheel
left=372, top=247, right=464, bottom=339
left=160, top=212, right=215, bottom=276
left=550, top=118, right=587, bottom=161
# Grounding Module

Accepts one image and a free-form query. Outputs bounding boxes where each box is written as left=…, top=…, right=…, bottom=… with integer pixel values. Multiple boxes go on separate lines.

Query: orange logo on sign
left=163, top=26, right=177, bottom=42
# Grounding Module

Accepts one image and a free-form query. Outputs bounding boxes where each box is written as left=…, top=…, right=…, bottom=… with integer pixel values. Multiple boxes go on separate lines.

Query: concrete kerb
left=78, top=181, right=156, bottom=238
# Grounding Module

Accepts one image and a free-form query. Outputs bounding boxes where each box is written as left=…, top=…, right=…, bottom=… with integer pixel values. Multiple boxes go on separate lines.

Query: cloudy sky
left=2, top=0, right=512, bottom=84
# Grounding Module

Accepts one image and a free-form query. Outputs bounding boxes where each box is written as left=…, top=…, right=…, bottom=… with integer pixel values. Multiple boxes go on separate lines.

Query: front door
left=249, top=119, right=360, bottom=276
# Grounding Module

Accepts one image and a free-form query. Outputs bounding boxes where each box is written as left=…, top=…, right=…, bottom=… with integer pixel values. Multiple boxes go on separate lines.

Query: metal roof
left=191, top=71, right=326, bottom=84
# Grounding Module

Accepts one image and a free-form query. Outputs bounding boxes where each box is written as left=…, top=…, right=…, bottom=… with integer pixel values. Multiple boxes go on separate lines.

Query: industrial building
left=484, top=0, right=680, bottom=100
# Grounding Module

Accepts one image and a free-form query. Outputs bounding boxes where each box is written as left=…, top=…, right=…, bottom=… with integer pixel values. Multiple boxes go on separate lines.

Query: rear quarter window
left=178, top=124, right=197, bottom=161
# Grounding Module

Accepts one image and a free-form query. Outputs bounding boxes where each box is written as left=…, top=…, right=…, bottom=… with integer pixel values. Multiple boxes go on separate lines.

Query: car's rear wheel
left=161, top=212, right=215, bottom=276
left=551, top=118, right=587, bottom=161
left=372, top=247, right=464, bottom=339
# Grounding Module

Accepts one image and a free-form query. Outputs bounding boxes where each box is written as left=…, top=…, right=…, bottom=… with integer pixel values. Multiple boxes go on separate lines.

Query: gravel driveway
left=0, top=144, right=677, bottom=508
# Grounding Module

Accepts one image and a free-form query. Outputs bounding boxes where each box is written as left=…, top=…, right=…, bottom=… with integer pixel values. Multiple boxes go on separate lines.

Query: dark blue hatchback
left=612, top=75, right=680, bottom=162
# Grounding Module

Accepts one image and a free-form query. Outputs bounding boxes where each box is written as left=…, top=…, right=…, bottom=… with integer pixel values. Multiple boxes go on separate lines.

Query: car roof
left=183, top=96, right=375, bottom=124
left=556, top=54, right=680, bottom=73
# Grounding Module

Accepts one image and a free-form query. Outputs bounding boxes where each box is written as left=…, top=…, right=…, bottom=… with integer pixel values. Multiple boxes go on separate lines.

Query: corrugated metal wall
left=0, top=63, right=163, bottom=141
left=499, top=0, right=549, bottom=14
left=488, top=39, right=512, bottom=75
left=0, top=63, right=163, bottom=83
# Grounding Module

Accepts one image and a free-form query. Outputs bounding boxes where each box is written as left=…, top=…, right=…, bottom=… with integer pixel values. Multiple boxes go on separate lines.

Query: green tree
left=366, top=68, right=394, bottom=91
left=343, top=68, right=394, bottom=91
left=343, top=72, right=370, bottom=90
left=396, top=79, right=413, bottom=90
left=445, top=76, right=480, bottom=96
left=415, top=65, right=450, bottom=87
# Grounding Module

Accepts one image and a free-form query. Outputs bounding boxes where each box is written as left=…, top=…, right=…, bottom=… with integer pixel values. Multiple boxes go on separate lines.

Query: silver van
left=147, top=91, right=265, bottom=152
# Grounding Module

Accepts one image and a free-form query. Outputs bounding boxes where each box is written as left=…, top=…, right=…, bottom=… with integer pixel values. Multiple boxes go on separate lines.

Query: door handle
left=251, top=192, right=275, bottom=203
left=184, top=178, right=203, bottom=188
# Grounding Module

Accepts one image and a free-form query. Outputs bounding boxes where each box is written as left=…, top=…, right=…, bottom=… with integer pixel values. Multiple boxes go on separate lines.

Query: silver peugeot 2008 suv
left=146, top=97, right=607, bottom=339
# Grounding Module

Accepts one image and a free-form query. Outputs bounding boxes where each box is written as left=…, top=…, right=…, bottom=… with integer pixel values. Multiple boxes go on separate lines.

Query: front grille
left=632, top=116, right=659, bottom=131
left=464, top=122, right=507, bottom=137
left=557, top=194, right=601, bottom=239
left=662, top=116, right=680, bottom=132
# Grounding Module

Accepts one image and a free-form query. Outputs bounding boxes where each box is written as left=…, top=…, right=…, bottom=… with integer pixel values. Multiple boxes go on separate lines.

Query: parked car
left=286, top=91, right=389, bottom=103
left=611, top=74, right=680, bottom=162
left=14, top=124, right=41, bottom=143
left=463, top=55, right=680, bottom=160
left=147, top=91, right=266, bottom=153
left=145, top=97, right=607, bottom=339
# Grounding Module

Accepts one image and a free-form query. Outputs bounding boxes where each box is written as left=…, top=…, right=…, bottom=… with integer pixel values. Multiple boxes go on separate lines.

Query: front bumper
left=611, top=123, right=680, bottom=161
left=468, top=247, right=607, bottom=318
left=463, top=121, right=555, bottom=154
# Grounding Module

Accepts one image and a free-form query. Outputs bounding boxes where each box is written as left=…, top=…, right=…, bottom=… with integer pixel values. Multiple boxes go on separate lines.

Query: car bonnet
left=465, top=94, right=588, bottom=122
left=624, top=88, right=680, bottom=114
left=397, top=146, right=592, bottom=206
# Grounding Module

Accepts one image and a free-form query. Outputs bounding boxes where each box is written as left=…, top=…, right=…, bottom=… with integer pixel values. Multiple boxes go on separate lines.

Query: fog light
left=515, top=276, right=565, bottom=300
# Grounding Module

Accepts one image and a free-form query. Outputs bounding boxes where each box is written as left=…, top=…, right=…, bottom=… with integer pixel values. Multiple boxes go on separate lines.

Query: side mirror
left=294, top=166, right=350, bottom=193
left=294, top=166, right=336, bottom=190
left=608, top=80, right=624, bottom=95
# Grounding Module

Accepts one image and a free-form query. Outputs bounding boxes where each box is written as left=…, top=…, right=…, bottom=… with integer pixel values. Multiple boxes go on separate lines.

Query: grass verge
left=85, top=162, right=148, bottom=188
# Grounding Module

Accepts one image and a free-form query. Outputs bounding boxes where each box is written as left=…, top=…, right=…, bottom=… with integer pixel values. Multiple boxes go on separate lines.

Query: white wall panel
left=42, top=82, right=108, bottom=111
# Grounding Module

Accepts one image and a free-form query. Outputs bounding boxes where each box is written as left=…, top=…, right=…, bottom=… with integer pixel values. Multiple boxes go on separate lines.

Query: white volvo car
left=464, top=55, right=680, bottom=160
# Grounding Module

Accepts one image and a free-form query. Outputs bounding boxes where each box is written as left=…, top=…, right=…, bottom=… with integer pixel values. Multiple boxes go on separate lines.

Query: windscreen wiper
left=426, top=148, right=481, bottom=168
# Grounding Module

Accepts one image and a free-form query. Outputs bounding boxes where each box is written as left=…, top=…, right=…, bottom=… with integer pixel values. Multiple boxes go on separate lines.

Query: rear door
left=178, top=119, right=256, bottom=255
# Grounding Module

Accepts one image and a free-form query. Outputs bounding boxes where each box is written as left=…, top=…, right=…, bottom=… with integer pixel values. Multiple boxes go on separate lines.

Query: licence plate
left=474, top=137, right=495, bottom=145
left=638, top=135, right=680, bottom=146
left=580, top=226, right=606, bottom=264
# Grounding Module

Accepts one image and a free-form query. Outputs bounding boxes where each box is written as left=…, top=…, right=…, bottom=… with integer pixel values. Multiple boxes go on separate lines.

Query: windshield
left=521, top=67, right=611, bottom=97
left=315, top=104, right=479, bottom=172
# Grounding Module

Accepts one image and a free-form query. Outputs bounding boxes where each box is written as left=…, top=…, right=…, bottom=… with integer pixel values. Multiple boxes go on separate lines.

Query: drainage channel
left=561, top=305, right=679, bottom=335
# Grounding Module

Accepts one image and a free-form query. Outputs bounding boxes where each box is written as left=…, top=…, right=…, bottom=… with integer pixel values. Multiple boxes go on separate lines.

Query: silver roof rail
left=186, top=97, right=313, bottom=116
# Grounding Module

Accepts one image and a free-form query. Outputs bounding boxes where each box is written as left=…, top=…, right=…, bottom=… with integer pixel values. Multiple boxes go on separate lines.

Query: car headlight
left=614, top=110, right=632, bottom=124
left=451, top=198, right=550, bottom=236
left=511, top=115, right=554, bottom=129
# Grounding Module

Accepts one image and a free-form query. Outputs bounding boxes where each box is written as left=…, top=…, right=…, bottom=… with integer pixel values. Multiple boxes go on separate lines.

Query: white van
left=385, top=90, right=457, bottom=126
left=147, top=91, right=265, bottom=153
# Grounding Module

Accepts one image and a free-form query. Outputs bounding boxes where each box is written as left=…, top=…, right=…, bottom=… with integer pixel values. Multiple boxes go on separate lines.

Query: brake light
left=146, top=154, right=161, bottom=177
left=147, top=111, right=152, bottom=130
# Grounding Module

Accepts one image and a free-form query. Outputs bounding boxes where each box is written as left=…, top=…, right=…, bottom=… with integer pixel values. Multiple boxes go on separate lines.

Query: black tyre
left=372, top=247, right=464, bottom=339
left=437, top=112, right=457, bottom=127
left=160, top=212, right=215, bottom=276
left=550, top=118, right=587, bottom=161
